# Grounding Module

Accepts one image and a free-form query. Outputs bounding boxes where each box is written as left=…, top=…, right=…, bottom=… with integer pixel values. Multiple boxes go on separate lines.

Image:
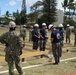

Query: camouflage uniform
left=66, top=27, right=70, bottom=43
left=0, top=21, right=24, bottom=75
left=20, top=25, right=26, bottom=41
left=0, top=31, right=23, bottom=75
left=29, top=29, right=33, bottom=41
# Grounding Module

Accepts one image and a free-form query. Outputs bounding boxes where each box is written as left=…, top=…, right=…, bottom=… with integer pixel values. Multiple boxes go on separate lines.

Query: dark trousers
left=33, top=42, right=38, bottom=50
left=52, top=42, right=61, bottom=63
left=40, top=40, right=46, bottom=58
left=66, top=35, right=70, bottom=43
left=40, top=40, right=46, bottom=51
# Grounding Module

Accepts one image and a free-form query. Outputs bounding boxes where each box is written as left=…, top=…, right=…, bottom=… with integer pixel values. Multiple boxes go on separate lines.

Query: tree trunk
left=69, top=8, right=71, bottom=20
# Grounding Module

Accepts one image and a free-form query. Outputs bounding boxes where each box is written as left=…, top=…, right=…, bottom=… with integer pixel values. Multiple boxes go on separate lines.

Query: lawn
left=0, top=27, right=76, bottom=75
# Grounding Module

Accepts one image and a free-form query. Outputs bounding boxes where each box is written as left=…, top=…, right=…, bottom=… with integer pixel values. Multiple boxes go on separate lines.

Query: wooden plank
left=0, top=46, right=69, bottom=63
left=0, top=50, right=49, bottom=63
left=21, top=50, right=49, bottom=58
left=0, top=41, right=69, bottom=62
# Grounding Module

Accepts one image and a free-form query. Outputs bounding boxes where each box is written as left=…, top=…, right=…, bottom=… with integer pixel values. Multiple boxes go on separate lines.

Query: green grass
left=0, top=27, right=76, bottom=75
left=0, top=59, right=76, bottom=75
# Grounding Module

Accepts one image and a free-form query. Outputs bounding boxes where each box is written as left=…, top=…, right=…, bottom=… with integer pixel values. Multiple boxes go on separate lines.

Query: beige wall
left=54, top=10, right=64, bottom=26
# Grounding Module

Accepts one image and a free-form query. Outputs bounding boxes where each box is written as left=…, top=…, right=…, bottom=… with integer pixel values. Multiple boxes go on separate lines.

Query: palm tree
left=42, top=0, right=57, bottom=25
left=67, top=0, right=74, bottom=19
left=6, top=11, right=10, bottom=17
left=73, top=2, right=76, bottom=15
left=61, top=0, right=68, bottom=16
left=30, top=1, right=43, bottom=12
left=12, top=10, right=22, bottom=25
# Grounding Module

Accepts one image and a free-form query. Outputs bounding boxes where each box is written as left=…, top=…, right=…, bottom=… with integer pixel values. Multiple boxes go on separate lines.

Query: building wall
left=27, top=10, right=64, bottom=26
left=54, top=10, right=64, bottom=26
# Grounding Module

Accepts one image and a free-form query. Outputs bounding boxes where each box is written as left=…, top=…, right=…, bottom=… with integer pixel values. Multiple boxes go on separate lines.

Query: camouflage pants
left=29, top=35, right=32, bottom=41
left=60, top=40, right=64, bottom=47
left=60, top=41, right=63, bottom=57
left=33, top=42, right=38, bottom=50
left=52, top=42, right=61, bottom=63
left=5, top=54, right=23, bottom=75
left=22, top=35, right=26, bottom=41
left=20, top=34, right=26, bottom=41
left=40, top=40, right=46, bottom=51
left=66, top=35, right=70, bottom=43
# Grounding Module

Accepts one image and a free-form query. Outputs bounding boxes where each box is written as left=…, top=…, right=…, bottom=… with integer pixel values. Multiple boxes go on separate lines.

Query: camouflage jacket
left=0, top=31, right=23, bottom=56
left=66, top=28, right=70, bottom=36
left=20, top=28, right=26, bottom=36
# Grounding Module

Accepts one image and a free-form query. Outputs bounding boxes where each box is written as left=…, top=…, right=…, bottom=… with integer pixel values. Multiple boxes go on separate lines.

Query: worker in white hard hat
left=39, top=23, right=48, bottom=58
left=66, top=24, right=71, bottom=43
left=58, top=24, right=64, bottom=45
left=59, top=24, right=63, bottom=28
left=58, top=24, right=64, bottom=57
left=49, top=24, right=61, bottom=65
left=0, top=21, right=25, bottom=75
left=32, top=24, right=39, bottom=50
left=34, top=24, right=39, bottom=28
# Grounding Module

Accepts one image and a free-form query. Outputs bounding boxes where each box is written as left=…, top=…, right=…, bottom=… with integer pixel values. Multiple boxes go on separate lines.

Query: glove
left=19, top=50, right=22, bottom=55
left=5, top=43, right=9, bottom=46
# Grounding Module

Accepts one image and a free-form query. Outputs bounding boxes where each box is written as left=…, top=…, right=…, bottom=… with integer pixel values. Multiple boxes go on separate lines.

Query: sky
left=0, top=0, right=75, bottom=15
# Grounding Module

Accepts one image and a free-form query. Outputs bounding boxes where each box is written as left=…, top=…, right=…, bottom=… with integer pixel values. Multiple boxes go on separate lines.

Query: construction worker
left=58, top=24, right=64, bottom=57
left=0, top=21, right=25, bottom=75
left=40, top=23, right=48, bottom=58
left=32, top=24, right=39, bottom=50
left=20, top=25, right=26, bottom=41
left=29, top=26, right=33, bottom=42
left=49, top=24, right=61, bottom=65
left=66, top=24, right=71, bottom=43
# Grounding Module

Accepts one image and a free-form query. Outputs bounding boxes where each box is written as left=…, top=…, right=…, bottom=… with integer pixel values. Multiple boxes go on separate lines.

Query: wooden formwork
left=0, top=42, right=69, bottom=62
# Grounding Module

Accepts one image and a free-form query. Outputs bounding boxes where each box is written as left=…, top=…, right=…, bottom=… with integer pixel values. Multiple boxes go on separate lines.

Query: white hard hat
left=67, top=24, right=70, bottom=26
left=59, top=24, right=63, bottom=28
left=9, top=21, right=16, bottom=28
left=23, top=25, right=26, bottom=27
left=42, top=23, right=46, bottom=26
left=23, top=25, right=26, bottom=26
left=31, top=26, right=33, bottom=28
left=48, top=24, right=54, bottom=29
left=34, top=24, right=39, bottom=27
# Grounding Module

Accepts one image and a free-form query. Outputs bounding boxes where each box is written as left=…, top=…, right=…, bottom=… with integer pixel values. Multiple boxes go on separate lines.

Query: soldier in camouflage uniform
left=66, top=24, right=71, bottom=43
left=29, top=26, right=33, bottom=41
left=20, top=25, right=26, bottom=41
left=0, top=21, right=25, bottom=75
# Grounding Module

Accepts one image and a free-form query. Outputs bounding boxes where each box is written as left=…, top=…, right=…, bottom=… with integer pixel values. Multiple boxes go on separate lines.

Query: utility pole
left=21, top=0, right=26, bottom=13
left=21, top=0, right=27, bottom=24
